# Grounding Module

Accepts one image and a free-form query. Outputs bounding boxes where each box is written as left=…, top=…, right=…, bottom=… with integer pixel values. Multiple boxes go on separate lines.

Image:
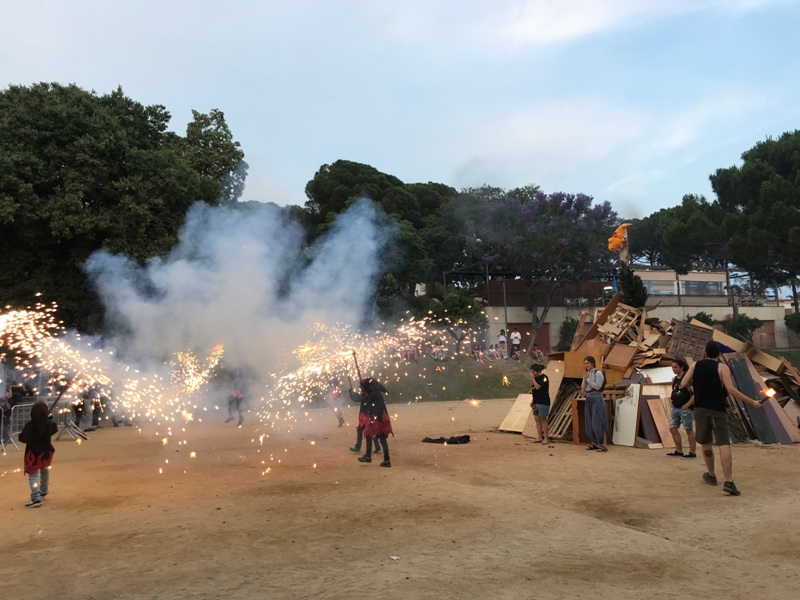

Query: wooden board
left=746, top=347, right=785, bottom=374
left=641, top=383, right=673, bottom=416
left=605, top=343, right=638, bottom=370
left=639, top=395, right=661, bottom=443
left=522, top=412, right=540, bottom=440
left=544, top=360, right=565, bottom=405
left=726, top=355, right=778, bottom=444
left=646, top=398, right=675, bottom=449
left=498, top=394, right=533, bottom=433
left=572, top=292, right=622, bottom=349
left=638, top=366, right=675, bottom=384
left=634, top=436, right=664, bottom=450
left=571, top=396, right=615, bottom=445
left=612, top=383, right=640, bottom=447
left=783, top=401, right=800, bottom=431
left=739, top=354, right=799, bottom=443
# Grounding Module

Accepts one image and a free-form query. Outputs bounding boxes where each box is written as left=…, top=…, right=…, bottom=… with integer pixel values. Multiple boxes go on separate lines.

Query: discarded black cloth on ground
left=421, top=435, right=471, bottom=444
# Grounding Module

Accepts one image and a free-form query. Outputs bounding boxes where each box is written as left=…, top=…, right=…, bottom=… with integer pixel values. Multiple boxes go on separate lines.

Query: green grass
left=374, top=354, right=533, bottom=404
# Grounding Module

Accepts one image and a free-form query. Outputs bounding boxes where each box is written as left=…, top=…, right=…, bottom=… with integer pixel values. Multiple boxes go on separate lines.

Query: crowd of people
left=10, top=335, right=770, bottom=509
left=524, top=340, right=765, bottom=497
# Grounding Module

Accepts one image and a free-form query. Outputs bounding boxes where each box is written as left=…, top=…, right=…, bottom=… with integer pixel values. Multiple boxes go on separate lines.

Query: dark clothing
left=349, top=387, right=382, bottom=452
left=363, top=388, right=393, bottom=438
left=531, top=374, right=550, bottom=406
left=692, top=359, right=727, bottom=412
left=671, top=376, right=693, bottom=409
left=19, top=419, right=58, bottom=475
left=584, top=392, right=608, bottom=445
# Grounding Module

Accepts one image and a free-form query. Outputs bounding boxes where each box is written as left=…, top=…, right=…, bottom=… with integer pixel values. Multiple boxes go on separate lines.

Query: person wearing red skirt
left=357, top=378, right=392, bottom=467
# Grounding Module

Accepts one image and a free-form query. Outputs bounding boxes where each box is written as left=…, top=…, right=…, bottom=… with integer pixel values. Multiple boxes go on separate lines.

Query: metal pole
left=502, top=279, right=508, bottom=333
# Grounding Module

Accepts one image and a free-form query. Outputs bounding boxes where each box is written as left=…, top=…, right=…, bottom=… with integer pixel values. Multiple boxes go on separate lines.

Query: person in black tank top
left=666, top=358, right=697, bottom=458
left=681, top=341, right=763, bottom=496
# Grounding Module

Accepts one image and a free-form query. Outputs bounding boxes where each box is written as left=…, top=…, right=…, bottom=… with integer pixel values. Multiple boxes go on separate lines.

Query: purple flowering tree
left=469, top=191, right=618, bottom=352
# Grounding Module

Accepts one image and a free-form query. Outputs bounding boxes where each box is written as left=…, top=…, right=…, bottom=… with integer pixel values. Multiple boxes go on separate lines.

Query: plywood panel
left=498, top=394, right=533, bottom=433
left=638, top=366, right=675, bottom=384
left=727, top=355, right=778, bottom=444
left=646, top=398, right=675, bottom=449
left=605, top=344, right=638, bottom=370
left=612, top=383, right=640, bottom=447
left=639, top=395, right=661, bottom=443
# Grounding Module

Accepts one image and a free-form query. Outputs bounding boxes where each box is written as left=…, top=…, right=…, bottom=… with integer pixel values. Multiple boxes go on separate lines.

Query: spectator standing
left=581, top=356, right=608, bottom=452
left=530, top=364, right=551, bottom=444
left=510, top=328, right=522, bottom=359
left=666, top=358, right=696, bottom=459
left=497, top=329, right=507, bottom=359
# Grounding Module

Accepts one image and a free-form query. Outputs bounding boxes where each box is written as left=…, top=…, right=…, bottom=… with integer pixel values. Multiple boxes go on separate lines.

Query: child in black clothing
left=348, top=384, right=382, bottom=455
left=19, top=401, right=58, bottom=508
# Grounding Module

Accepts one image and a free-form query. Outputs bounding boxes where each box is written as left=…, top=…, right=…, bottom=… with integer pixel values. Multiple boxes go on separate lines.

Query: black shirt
left=692, top=358, right=727, bottom=412
left=531, top=374, right=550, bottom=406
left=671, top=376, right=692, bottom=409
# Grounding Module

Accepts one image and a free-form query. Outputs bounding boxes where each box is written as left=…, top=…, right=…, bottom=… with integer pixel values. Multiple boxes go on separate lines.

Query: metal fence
left=0, top=398, right=76, bottom=451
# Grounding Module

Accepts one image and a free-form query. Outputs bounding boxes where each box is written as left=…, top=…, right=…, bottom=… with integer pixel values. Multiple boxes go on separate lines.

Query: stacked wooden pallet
left=501, top=292, right=800, bottom=447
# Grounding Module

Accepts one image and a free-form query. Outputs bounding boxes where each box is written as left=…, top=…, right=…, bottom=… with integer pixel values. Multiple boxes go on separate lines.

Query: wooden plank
left=569, top=311, right=592, bottom=352
left=739, top=356, right=799, bottom=443
left=712, top=329, right=751, bottom=354
left=634, top=436, right=664, bottom=450
left=639, top=395, right=661, bottom=443
left=641, top=383, right=673, bottom=416
left=726, top=355, right=779, bottom=444
left=638, top=366, right=675, bottom=384
left=612, top=384, right=640, bottom=447
left=605, top=343, right=638, bottom=371
left=746, top=347, right=785, bottom=374
left=572, top=396, right=614, bottom=445
left=522, top=411, right=540, bottom=439
left=544, top=360, right=565, bottom=405
left=498, top=394, right=534, bottom=433
left=783, top=401, right=800, bottom=431
left=646, top=397, right=675, bottom=448
left=572, top=292, right=623, bottom=349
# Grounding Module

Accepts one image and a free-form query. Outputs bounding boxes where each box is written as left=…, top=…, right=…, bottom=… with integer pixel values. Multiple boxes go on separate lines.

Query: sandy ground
left=2, top=398, right=800, bottom=600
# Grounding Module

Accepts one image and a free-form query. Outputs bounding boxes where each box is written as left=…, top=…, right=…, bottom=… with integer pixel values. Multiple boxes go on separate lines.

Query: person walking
left=357, top=377, right=393, bottom=467
left=681, top=341, right=763, bottom=496
left=18, top=401, right=58, bottom=508
left=581, top=356, right=608, bottom=452
left=666, top=358, right=696, bottom=459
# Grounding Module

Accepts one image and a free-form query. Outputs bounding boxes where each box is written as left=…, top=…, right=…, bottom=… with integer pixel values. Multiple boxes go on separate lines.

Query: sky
left=2, top=0, right=799, bottom=219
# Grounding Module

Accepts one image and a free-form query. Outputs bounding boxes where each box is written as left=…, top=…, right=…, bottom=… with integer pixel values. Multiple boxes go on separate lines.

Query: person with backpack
left=581, top=356, right=608, bottom=452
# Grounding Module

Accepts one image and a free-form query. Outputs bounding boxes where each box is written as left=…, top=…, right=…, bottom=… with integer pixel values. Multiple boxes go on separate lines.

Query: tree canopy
left=468, top=190, right=618, bottom=348
left=0, top=83, right=245, bottom=328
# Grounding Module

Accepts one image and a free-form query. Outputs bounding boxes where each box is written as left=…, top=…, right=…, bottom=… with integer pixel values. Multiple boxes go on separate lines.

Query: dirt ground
left=2, top=398, right=800, bottom=600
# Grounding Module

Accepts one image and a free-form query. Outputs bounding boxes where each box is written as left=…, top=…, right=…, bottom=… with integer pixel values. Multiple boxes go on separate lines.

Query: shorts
left=694, top=408, right=730, bottom=445
left=669, top=407, right=694, bottom=430
left=534, top=404, right=549, bottom=417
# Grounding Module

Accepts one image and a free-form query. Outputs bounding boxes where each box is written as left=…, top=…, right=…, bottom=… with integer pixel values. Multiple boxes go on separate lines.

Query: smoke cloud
left=84, top=198, right=393, bottom=378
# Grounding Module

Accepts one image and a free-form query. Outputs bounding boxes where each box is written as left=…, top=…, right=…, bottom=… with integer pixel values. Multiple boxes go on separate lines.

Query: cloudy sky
left=2, top=0, right=798, bottom=218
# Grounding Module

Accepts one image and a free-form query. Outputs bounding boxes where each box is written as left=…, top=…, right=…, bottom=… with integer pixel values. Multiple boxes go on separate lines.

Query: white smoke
left=84, top=198, right=393, bottom=377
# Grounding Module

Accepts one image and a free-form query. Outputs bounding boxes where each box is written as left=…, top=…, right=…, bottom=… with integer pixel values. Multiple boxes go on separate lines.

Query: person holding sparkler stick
left=348, top=378, right=382, bottom=455
left=19, top=401, right=59, bottom=508
left=357, top=377, right=393, bottom=467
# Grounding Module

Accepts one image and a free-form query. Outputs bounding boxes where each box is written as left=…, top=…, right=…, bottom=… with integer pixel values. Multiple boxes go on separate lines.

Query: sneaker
left=40, top=493, right=48, bottom=499
left=683, top=452, right=696, bottom=459
left=703, top=472, right=718, bottom=486
left=25, top=499, right=42, bottom=508
left=723, top=481, right=741, bottom=496
left=380, top=460, right=391, bottom=468
left=349, top=447, right=361, bottom=453
left=541, top=438, right=550, bottom=445
left=666, top=451, right=683, bottom=457
left=358, top=456, right=372, bottom=463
